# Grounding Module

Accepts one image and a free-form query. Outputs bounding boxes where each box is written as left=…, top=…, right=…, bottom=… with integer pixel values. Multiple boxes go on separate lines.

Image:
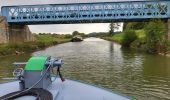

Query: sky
left=29, top=24, right=111, bottom=34
left=0, top=0, right=138, bottom=34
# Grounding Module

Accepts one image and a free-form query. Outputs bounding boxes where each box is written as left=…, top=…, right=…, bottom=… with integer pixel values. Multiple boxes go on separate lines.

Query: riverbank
left=0, top=34, right=71, bottom=56
left=100, top=29, right=170, bottom=57
left=100, top=33, right=123, bottom=44
left=101, top=30, right=145, bottom=45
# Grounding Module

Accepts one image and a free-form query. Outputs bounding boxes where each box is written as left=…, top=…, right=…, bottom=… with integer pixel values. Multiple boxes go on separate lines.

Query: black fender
left=0, top=88, right=53, bottom=100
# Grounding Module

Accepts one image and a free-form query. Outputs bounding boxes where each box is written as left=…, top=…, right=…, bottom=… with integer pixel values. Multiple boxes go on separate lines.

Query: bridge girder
left=1, top=0, right=170, bottom=25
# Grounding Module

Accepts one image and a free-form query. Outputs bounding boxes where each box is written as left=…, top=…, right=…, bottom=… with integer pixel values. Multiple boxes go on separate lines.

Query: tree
left=124, top=22, right=145, bottom=30
left=122, top=30, right=137, bottom=47
left=72, top=31, right=86, bottom=37
left=109, top=23, right=114, bottom=35
left=109, top=23, right=120, bottom=35
left=72, top=31, right=79, bottom=36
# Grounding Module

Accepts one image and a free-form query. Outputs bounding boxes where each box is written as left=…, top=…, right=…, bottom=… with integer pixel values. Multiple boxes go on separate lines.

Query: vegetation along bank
left=0, top=34, right=72, bottom=56
left=100, top=19, right=170, bottom=55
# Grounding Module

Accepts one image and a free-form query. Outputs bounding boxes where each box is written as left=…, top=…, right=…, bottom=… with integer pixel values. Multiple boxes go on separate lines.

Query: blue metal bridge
left=1, top=0, right=170, bottom=24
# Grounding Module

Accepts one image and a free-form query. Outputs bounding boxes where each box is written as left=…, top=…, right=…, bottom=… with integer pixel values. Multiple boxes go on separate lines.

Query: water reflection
left=141, top=55, right=170, bottom=99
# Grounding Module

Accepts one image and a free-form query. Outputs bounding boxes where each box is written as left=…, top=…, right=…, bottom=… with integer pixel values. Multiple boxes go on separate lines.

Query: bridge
left=1, top=0, right=170, bottom=24
left=0, top=0, right=170, bottom=43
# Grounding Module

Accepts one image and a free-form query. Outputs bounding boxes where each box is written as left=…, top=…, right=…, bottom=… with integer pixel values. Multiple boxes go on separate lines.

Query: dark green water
left=0, top=38, right=170, bottom=100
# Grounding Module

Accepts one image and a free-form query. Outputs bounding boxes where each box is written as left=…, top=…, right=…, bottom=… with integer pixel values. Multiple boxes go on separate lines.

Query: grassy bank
left=101, top=29, right=170, bottom=55
left=101, top=30, right=145, bottom=44
left=101, top=33, right=123, bottom=44
left=0, top=34, right=71, bottom=56
left=101, top=20, right=170, bottom=55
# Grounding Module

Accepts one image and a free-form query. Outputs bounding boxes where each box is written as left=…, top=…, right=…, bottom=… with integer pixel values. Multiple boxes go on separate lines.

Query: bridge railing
left=1, top=0, right=170, bottom=24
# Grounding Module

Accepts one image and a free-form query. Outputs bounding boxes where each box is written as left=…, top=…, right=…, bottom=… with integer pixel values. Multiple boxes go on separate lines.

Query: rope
left=0, top=88, right=53, bottom=100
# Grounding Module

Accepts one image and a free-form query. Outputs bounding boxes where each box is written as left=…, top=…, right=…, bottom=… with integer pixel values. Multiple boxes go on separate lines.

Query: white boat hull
left=0, top=78, right=130, bottom=100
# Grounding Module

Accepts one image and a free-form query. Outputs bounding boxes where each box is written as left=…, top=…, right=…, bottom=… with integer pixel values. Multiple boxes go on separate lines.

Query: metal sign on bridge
left=1, top=0, right=170, bottom=24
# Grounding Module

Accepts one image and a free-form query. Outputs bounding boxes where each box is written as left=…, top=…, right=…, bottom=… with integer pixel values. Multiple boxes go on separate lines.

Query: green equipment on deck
left=13, top=56, right=64, bottom=90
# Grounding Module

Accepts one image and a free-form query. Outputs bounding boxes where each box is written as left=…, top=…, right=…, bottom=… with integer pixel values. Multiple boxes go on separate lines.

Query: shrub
left=144, top=19, right=167, bottom=54
left=125, top=22, right=145, bottom=30
left=122, top=30, right=137, bottom=47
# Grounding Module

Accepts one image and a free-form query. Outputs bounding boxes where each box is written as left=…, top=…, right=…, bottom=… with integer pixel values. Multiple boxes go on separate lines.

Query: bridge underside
left=9, top=18, right=169, bottom=25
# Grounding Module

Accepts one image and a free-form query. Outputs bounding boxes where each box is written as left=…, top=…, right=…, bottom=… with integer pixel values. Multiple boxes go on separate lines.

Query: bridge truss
left=1, top=0, right=170, bottom=24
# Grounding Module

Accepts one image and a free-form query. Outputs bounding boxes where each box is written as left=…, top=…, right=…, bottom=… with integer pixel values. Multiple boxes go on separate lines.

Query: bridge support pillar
left=8, top=24, right=34, bottom=43
left=0, top=16, right=9, bottom=43
left=0, top=16, right=34, bottom=43
left=167, top=19, right=170, bottom=40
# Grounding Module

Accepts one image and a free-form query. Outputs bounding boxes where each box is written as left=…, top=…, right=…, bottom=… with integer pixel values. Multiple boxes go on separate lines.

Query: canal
left=0, top=37, right=170, bottom=100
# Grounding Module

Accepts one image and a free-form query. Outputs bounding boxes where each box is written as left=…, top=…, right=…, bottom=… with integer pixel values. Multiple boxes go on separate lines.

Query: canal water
left=0, top=37, right=170, bottom=100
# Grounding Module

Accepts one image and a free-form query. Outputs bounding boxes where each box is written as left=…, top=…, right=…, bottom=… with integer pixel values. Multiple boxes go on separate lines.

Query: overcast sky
left=0, top=0, right=140, bottom=34
left=29, top=24, right=110, bottom=34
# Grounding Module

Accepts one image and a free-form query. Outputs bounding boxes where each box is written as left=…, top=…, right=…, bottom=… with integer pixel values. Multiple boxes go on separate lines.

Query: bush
left=144, top=19, right=167, bottom=54
left=131, top=37, right=146, bottom=49
left=125, top=22, right=146, bottom=30
left=122, top=30, right=137, bottom=47
left=0, top=46, right=14, bottom=55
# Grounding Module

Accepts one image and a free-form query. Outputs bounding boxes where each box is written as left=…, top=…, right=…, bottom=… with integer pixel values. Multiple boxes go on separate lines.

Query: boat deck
left=0, top=78, right=130, bottom=100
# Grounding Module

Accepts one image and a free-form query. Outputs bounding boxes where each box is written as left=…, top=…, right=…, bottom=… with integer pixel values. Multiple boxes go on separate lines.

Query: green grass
left=101, top=30, right=145, bottom=44
left=35, top=34, right=71, bottom=45
left=0, top=34, right=71, bottom=56
left=101, top=33, right=124, bottom=43
left=112, top=33, right=124, bottom=42
left=36, top=35, right=57, bottom=43
left=135, top=30, right=145, bottom=39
